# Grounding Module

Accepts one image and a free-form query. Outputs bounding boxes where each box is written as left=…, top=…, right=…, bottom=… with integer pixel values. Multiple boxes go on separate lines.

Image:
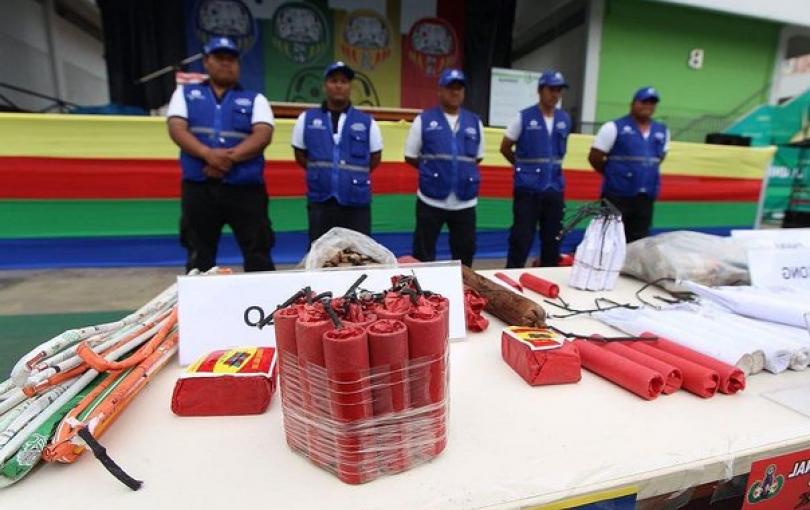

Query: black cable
left=634, top=277, right=695, bottom=309
left=77, top=428, right=142, bottom=491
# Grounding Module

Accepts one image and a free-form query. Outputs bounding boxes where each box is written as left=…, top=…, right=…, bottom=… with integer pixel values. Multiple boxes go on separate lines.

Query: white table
left=4, top=267, right=810, bottom=509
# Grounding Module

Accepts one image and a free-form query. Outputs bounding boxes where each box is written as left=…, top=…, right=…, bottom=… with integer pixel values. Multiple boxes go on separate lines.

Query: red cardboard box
left=501, top=327, right=581, bottom=386
left=172, top=347, right=277, bottom=416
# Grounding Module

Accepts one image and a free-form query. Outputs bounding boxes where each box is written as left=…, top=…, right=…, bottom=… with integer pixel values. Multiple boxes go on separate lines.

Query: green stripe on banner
left=0, top=197, right=757, bottom=238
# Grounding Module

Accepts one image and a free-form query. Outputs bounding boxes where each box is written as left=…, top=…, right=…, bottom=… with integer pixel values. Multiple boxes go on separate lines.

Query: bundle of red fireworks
left=273, top=275, right=450, bottom=484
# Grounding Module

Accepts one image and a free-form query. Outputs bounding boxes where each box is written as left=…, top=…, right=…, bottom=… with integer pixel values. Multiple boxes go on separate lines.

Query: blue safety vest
left=303, top=106, right=373, bottom=207
left=602, top=115, right=668, bottom=197
left=513, top=106, right=570, bottom=193
left=418, top=107, right=482, bottom=201
left=180, top=83, right=265, bottom=186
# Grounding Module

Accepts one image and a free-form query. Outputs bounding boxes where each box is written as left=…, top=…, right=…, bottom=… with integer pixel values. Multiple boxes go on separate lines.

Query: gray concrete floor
left=0, top=260, right=507, bottom=315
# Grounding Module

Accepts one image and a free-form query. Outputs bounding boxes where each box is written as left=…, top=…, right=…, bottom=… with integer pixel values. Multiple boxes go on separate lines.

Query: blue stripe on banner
left=0, top=227, right=739, bottom=269
left=574, top=493, right=637, bottom=509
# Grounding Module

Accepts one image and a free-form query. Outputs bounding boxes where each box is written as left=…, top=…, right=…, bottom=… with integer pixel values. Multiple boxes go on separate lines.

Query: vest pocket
left=464, top=132, right=479, bottom=157
left=458, top=169, right=480, bottom=200
left=231, top=107, right=252, bottom=132
left=418, top=167, right=445, bottom=198
left=605, top=166, right=635, bottom=195
left=349, top=131, right=369, bottom=158
left=340, top=170, right=370, bottom=205
left=514, top=167, right=540, bottom=191
left=306, top=167, right=330, bottom=196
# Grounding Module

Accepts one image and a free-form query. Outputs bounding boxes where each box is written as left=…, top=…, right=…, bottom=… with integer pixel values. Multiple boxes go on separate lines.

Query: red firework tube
left=404, top=307, right=448, bottom=457
left=519, top=273, right=560, bottom=298
left=404, top=307, right=447, bottom=406
left=628, top=341, right=720, bottom=398
left=601, top=342, right=683, bottom=394
left=295, top=315, right=336, bottom=468
left=641, top=333, right=745, bottom=395
left=494, top=272, right=524, bottom=292
left=273, top=306, right=305, bottom=452
left=323, top=326, right=374, bottom=484
left=274, top=306, right=300, bottom=357
left=427, top=294, right=450, bottom=340
left=574, top=340, right=664, bottom=400
left=367, top=319, right=410, bottom=414
left=367, top=319, right=410, bottom=473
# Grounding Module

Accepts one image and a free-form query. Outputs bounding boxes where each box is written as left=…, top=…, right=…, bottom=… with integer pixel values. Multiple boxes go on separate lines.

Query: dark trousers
left=603, top=193, right=655, bottom=243
left=412, top=198, right=476, bottom=267
left=307, top=198, right=371, bottom=243
left=506, top=190, right=564, bottom=268
left=180, top=180, right=275, bottom=273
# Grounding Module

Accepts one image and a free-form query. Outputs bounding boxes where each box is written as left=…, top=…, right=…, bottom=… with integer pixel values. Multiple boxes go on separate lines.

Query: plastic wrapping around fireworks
left=273, top=279, right=449, bottom=485
left=565, top=200, right=626, bottom=291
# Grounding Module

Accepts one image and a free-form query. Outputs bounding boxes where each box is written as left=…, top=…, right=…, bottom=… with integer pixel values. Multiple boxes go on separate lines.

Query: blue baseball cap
left=633, top=86, right=660, bottom=103
left=324, top=61, right=355, bottom=80
left=538, top=70, right=568, bottom=88
left=203, top=36, right=240, bottom=57
left=438, top=68, right=466, bottom=87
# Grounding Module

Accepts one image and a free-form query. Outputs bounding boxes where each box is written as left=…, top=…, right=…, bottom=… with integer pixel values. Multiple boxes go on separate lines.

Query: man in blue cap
left=404, top=68, right=485, bottom=267
left=166, top=36, right=276, bottom=272
left=588, top=86, right=670, bottom=242
left=291, top=61, right=383, bottom=242
left=500, top=70, right=572, bottom=268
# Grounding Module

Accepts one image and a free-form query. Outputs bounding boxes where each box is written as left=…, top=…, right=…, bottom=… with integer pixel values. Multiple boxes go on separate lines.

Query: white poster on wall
left=177, top=262, right=465, bottom=365
left=489, top=67, right=542, bottom=127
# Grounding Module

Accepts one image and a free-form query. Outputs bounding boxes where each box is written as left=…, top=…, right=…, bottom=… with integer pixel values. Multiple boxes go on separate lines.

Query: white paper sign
left=177, top=262, right=465, bottom=365
left=748, top=247, right=810, bottom=289
left=731, top=228, right=810, bottom=250
left=489, top=67, right=542, bottom=128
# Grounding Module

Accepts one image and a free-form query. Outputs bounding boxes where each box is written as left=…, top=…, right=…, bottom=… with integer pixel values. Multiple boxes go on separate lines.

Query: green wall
left=596, top=0, right=779, bottom=139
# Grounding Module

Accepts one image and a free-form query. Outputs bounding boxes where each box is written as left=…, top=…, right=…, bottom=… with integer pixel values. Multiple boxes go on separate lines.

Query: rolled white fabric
left=594, top=307, right=756, bottom=374
left=661, top=308, right=792, bottom=374
left=635, top=308, right=763, bottom=374
left=704, top=309, right=810, bottom=371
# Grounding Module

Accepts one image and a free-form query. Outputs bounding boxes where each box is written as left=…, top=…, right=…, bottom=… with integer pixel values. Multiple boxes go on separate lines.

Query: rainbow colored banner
left=0, top=113, right=774, bottom=268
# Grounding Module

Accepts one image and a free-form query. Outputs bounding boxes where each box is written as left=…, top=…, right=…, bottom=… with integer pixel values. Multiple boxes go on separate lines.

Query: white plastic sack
left=622, top=231, right=748, bottom=291
left=302, top=227, right=397, bottom=270
left=569, top=215, right=626, bottom=291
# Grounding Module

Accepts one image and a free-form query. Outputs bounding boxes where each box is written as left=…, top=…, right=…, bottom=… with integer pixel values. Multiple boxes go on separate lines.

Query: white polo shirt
left=166, top=85, right=275, bottom=126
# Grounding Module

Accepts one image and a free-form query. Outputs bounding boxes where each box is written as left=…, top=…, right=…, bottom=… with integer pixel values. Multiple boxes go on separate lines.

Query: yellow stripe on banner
left=526, top=486, right=638, bottom=510
left=0, top=113, right=774, bottom=179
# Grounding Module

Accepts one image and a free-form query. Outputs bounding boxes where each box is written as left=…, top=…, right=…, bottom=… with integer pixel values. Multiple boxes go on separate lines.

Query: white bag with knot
left=302, top=227, right=397, bottom=270
left=568, top=214, right=626, bottom=291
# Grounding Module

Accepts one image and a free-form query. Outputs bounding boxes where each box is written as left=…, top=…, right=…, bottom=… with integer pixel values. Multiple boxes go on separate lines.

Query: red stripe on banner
left=1, top=156, right=761, bottom=202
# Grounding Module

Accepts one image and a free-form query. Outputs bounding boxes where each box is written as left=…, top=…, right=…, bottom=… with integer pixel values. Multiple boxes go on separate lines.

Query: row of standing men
left=167, top=36, right=670, bottom=272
